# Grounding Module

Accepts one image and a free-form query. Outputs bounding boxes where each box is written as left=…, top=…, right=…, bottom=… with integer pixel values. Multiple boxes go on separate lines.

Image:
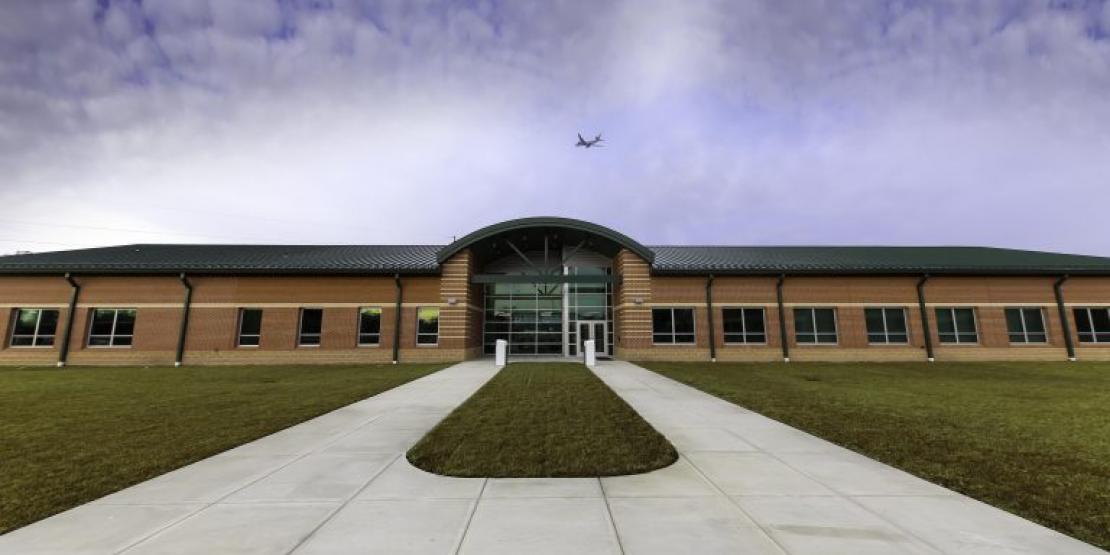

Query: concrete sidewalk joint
left=0, top=359, right=1102, bottom=554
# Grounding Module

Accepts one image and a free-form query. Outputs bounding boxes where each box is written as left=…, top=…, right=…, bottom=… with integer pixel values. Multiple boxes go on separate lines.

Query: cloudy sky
left=1, top=0, right=1109, bottom=256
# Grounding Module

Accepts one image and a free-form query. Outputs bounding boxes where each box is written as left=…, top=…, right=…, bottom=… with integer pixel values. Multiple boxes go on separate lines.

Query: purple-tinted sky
left=2, top=1, right=1109, bottom=255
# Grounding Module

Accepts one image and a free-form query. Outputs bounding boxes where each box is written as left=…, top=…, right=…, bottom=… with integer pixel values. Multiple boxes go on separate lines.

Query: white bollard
left=584, top=339, right=596, bottom=368
left=495, top=339, right=507, bottom=368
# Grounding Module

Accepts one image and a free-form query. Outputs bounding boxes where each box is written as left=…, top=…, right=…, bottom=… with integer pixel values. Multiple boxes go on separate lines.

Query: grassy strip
left=0, top=363, right=445, bottom=534
left=408, top=362, right=677, bottom=477
left=639, top=360, right=1110, bottom=550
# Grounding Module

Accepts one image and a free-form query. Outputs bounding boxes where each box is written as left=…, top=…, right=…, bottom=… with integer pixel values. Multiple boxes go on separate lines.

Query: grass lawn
left=408, top=362, right=677, bottom=477
left=0, top=363, right=445, bottom=535
left=638, top=360, right=1110, bottom=550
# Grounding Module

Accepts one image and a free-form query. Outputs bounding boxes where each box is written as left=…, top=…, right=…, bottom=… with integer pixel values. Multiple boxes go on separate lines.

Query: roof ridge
left=96, top=245, right=450, bottom=249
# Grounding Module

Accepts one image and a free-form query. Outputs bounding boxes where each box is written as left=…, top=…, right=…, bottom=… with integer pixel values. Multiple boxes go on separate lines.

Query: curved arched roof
left=436, top=217, right=655, bottom=264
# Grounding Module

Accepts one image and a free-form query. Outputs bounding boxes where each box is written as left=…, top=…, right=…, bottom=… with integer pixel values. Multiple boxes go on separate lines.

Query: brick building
left=2, top=217, right=1110, bottom=366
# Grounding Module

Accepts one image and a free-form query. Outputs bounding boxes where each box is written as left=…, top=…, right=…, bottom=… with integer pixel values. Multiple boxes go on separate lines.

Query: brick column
left=438, top=249, right=480, bottom=359
left=614, top=249, right=652, bottom=357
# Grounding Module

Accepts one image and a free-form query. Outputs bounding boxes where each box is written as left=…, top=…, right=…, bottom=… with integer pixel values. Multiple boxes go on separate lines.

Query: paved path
left=0, top=360, right=1102, bottom=554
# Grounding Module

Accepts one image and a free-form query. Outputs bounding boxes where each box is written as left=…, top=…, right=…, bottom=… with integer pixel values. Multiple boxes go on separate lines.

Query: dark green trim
left=58, top=274, right=80, bottom=368
left=471, top=274, right=615, bottom=284
left=0, top=269, right=440, bottom=277
left=706, top=275, right=716, bottom=362
left=436, top=217, right=655, bottom=264
left=175, top=273, right=193, bottom=367
left=917, top=275, right=934, bottom=361
left=651, top=268, right=1110, bottom=277
left=1054, top=275, right=1076, bottom=361
left=392, top=275, right=403, bottom=364
left=776, top=274, right=789, bottom=362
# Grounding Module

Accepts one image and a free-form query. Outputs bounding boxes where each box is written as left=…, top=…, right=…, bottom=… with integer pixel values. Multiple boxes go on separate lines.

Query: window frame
left=1073, top=307, right=1110, bottom=344
left=358, top=307, right=382, bottom=347
left=86, top=308, right=137, bottom=348
left=935, top=307, right=979, bottom=345
left=416, top=307, right=440, bottom=346
left=651, top=307, right=697, bottom=345
left=9, top=308, right=60, bottom=348
left=864, top=307, right=910, bottom=345
left=1005, top=307, right=1048, bottom=345
left=297, top=308, right=323, bottom=347
left=237, top=308, right=263, bottom=348
left=793, top=307, right=839, bottom=345
left=721, top=307, right=767, bottom=345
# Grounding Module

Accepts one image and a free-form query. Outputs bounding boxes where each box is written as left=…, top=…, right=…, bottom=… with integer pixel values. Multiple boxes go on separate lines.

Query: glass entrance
left=577, top=321, right=608, bottom=357
left=480, top=249, right=614, bottom=357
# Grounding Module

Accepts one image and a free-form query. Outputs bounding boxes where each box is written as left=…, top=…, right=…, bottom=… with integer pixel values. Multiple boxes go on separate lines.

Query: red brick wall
left=4, top=269, right=1110, bottom=366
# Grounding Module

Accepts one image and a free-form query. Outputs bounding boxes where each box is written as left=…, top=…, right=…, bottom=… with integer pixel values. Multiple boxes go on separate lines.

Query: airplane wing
left=577, top=133, right=585, bottom=142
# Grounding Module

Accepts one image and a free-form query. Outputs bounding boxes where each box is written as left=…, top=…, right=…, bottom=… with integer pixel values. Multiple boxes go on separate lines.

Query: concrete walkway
left=0, top=360, right=1102, bottom=554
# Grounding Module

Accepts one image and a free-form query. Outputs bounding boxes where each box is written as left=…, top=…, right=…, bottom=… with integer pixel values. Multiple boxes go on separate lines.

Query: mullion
left=32, top=310, right=43, bottom=345
left=32, top=309, right=43, bottom=346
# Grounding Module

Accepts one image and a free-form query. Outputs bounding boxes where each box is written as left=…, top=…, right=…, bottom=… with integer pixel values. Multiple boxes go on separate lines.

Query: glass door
left=577, top=321, right=608, bottom=358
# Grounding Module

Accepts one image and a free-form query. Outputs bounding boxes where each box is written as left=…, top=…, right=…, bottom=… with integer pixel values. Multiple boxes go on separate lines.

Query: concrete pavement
left=0, top=359, right=1102, bottom=554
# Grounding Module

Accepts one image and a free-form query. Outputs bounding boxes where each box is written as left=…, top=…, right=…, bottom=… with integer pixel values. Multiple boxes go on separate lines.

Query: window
left=238, top=309, right=262, bottom=347
left=936, top=308, right=978, bottom=344
left=652, top=308, right=695, bottom=344
left=88, top=308, right=136, bottom=347
left=1006, top=308, right=1047, bottom=344
left=794, top=308, right=837, bottom=344
left=359, top=307, right=382, bottom=346
left=722, top=308, right=766, bottom=344
left=298, top=308, right=323, bottom=346
left=865, top=307, right=908, bottom=344
left=9, top=308, right=59, bottom=347
left=1074, top=308, right=1110, bottom=343
left=417, top=307, right=439, bottom=345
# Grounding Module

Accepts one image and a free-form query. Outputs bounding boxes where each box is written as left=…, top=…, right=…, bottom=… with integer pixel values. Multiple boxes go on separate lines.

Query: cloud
left=0, top=0, right=1108, bottom=255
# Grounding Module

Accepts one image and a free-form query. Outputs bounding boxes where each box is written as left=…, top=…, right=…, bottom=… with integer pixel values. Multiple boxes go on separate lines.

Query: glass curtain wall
left=483, top=282, right=564, bottom=355
left=481, top=265, right=613, bottom=356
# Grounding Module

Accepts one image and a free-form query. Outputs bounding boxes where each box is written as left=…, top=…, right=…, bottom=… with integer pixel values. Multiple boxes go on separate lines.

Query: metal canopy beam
left=472, top=274, right=614, bottom=284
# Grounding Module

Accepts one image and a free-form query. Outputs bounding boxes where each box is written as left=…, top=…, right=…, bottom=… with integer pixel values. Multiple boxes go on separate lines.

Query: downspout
left=705, top=275, right=716, bottom=362
left=58, top=273, right=80, bottom=368
left=392, top=274, right=403, bottom=364
left=776, top=274, right=789, bottom=362
left=916, top=275, right=934, bottom=362
left=1054, top=275, right=1076, bottom=361
left=175, top=273, right=193, bottom=367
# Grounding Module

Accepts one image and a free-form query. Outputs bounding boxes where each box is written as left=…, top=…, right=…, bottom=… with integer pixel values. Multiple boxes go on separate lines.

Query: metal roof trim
left=435, top=216, right=656, bottom=264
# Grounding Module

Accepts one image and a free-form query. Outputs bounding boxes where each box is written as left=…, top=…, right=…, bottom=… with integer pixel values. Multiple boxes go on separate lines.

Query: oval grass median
left=407, top=362, right=677, bottom=477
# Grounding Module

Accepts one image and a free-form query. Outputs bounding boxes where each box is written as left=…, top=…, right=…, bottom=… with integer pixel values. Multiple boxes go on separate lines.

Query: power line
left=108, top=201, right=382, bottom=235
left=0, top=219, right=273, bottom=243
left=0, top=237, right=97, bottom=248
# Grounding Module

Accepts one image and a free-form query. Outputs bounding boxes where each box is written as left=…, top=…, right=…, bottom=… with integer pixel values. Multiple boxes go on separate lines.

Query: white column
left=562, top=262, right=570, bottom=357
left=495, top=339, right=507, bottom=368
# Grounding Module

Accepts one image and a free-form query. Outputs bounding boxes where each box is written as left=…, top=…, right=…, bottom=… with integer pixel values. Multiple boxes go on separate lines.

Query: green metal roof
left=2, top=222, right=1110, bottom=277
left=0, top=244, right=441, bottom=275
left=649, top=246, right=1110, bottom=276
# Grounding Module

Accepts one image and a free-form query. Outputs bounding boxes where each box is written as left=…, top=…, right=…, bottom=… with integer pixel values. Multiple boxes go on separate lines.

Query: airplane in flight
left=576, top=133, right=604, bottom=148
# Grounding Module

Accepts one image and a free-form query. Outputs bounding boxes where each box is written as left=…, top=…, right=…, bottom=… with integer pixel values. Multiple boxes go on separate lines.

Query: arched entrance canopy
left=436, top=217, right=655, bottom=268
